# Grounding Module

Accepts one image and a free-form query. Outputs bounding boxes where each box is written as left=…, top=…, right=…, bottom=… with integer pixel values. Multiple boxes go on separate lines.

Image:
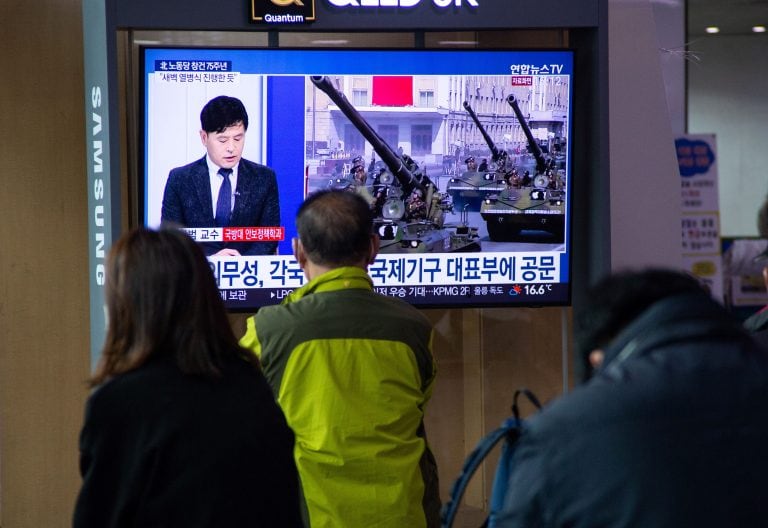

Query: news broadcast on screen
left=142, top=47, right=574, bottom=310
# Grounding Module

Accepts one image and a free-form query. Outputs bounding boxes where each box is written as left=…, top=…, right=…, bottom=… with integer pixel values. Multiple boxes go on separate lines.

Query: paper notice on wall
left=675, top=134, right=723, bottom=302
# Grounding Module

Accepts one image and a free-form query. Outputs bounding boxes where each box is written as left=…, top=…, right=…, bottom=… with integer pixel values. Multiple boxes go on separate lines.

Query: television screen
left=142, top=47, right=574, bottom=309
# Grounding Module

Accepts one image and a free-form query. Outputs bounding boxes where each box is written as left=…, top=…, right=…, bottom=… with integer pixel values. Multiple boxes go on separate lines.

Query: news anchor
left=161, top=95, right=280, bottom=256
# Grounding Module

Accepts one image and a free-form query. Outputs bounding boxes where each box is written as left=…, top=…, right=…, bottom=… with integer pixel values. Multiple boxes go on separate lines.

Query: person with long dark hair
left=73, top=227, right=302, bottom=527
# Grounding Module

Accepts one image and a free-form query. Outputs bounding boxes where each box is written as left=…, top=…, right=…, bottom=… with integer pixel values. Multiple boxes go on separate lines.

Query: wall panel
left=0, top=0, right=91, bottom=525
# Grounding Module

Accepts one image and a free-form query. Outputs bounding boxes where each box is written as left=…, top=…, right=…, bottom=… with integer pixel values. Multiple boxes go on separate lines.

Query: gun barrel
left=506, top=94, right=547, bottom=174
left=462, top=101, right=502, bottom=161
left=310, top=76, right=426, bottom=195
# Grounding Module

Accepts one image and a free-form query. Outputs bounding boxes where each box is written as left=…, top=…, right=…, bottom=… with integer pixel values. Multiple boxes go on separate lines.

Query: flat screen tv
left=141, top=47, right=574, bottom=310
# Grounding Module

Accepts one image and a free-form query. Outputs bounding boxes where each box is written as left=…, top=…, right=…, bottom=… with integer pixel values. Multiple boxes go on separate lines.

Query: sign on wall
left=676, top=134, right=723, bottom=301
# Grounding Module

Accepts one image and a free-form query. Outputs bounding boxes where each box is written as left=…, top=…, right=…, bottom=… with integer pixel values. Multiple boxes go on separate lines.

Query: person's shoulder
left=94, top=358, right=176, bottom=394
left=254, top=302, right=295, bottom=329
left=169, top=156, right=206, bottom=175
left=522, top=376, right=627, bottom=444
left=240, top=158, right=276, bottom=176
left=166, top=158, right=206, bottom=189
left=218, top=355, right=272, bottom=390
left=85, top=363, right=169, bottom=419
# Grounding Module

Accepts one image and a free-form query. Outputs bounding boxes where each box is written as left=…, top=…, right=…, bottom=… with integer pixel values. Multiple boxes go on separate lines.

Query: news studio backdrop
left=83, top=0, right=608, bottom=367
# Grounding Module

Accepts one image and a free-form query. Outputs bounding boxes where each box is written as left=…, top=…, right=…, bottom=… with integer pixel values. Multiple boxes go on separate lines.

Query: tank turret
left=309, top=75, right=479, bottom=253
left=507, top=94, right=550, bottom=176
left=462, top=100, right=510, bottom=172
left=444, top=101, right=512, bottom=212
left=475, top=94, right=566, bottom=243
left=311, top=76, right=427, bottom=197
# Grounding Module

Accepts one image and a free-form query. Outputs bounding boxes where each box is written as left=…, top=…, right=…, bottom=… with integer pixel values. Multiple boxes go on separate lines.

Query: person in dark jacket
left=743, top=264, right=768, bottom=347
left=161, top=95, right=280, bottom=256
left=497, top=268, right=768, bottom=528
left=743, top=195, right=768, bottom=347
left=73, top=227, right=303, bottom=528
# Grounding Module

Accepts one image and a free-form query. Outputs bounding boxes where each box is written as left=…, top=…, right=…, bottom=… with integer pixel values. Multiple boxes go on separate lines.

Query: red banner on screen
left=372, top=76, right=413, bottom=106
left=224, top=227, right=285, bottom=242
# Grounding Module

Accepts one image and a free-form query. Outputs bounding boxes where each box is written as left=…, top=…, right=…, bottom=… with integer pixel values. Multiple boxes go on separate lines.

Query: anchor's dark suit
left=161, top=156, right=280, bottom=255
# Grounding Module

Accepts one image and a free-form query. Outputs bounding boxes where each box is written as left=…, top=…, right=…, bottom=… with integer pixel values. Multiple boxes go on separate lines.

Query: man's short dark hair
left=296, top=190, right=374, bottom=267
left=575, top=268, right=707, bottom=380
left=200, top=95, right=249, bottom=134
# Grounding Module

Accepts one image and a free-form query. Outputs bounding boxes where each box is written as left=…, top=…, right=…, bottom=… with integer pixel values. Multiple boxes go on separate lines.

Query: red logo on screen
left=511, top=76, right=533, bottom=86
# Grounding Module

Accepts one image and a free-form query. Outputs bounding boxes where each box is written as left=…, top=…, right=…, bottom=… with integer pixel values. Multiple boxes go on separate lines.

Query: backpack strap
left=512, top=388, right=542, bottom=420
left=441, top=388, right=543, bottom=528
left=440, top=418, right=523, bottom=528
left=486, top=389, right=543, bottom=527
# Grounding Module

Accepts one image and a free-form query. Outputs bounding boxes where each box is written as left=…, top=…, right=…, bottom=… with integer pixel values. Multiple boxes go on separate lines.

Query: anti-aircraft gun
left=464, top=100, right=514, bottom=174
left=309, top=76, right=480, bottom=253
left=445, top=101, right=512, bottom=212
left=479, top=94, right=566, bottom=242
left=507, top=94, right=562, bottom=188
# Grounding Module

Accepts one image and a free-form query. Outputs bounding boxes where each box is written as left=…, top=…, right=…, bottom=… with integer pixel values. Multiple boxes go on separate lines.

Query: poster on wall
left=676, top=133, right=724, bottom=301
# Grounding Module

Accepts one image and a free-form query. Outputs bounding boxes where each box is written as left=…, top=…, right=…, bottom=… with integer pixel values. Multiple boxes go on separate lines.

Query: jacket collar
left=281, top=266, right=373, bottom=305
left=601, top=292, right=743, bottom=374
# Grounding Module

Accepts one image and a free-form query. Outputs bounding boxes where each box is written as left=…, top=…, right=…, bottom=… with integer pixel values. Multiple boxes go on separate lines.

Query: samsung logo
left=90, top=85, right=106, bottom=286
left=327, top=0, right=479, bottom=7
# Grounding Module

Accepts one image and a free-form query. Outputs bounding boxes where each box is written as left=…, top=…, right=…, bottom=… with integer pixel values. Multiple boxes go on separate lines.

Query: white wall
left=688, top=34, right=768, bottom=237
left=652, top=0, right=686, bottom=136
left=608, top=0, right=683, bottom=270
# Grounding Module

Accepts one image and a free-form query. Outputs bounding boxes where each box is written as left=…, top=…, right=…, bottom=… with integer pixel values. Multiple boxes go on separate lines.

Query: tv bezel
left=139, top=45, right=575, bottom=311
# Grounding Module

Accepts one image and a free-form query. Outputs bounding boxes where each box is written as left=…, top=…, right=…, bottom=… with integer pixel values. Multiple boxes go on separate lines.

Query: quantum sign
left=251, top=0, right=316, bottom=23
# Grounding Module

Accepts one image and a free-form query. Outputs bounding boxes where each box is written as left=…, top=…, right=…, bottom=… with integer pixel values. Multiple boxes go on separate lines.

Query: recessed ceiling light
left=310, top=40, right=349, bottom=45
left=753, top=26, right=767, bottom=33
left=705, top=26, right=720, bottom=34
left=437, top=41, right=478, bottom=46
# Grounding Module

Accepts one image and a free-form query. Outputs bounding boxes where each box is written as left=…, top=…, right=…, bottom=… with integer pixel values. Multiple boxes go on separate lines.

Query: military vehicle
left=309, top=76, right=480, bottom=253
left=479, top=94, right=566, bottom=242
left=445, top=101, right=513, bottom=212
